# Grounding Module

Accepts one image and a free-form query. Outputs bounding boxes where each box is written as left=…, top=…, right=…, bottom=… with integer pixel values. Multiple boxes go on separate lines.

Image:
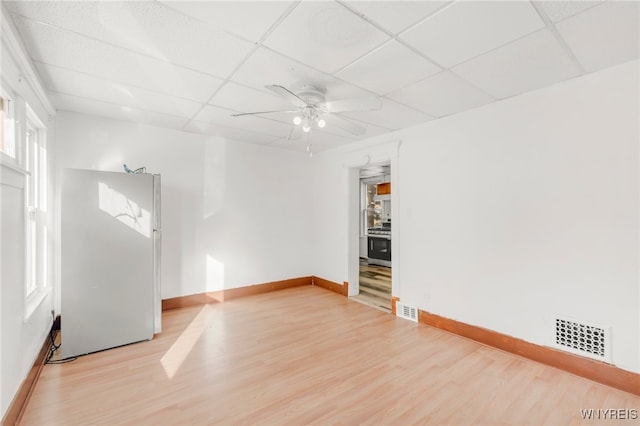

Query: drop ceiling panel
left=343, top=1, right=451, bottom=34
left=400, top=1, right=545, bottom=67
left=452, top=29, right=581, bottom=99
left=339, top=118, right=393, bottom=138
left=336, top=40, right=441, bottom=95
left=159, top=1, right=295, bottom=43
left=50, top=92, right=190, bottom=130
left=387, top=71, right=495, bottom=118
left=209, top=82, right=295, bottom=114
left=263, top=1, right=390, bottom=73
left=6, top=1, right=254, bottom=78
left=270, top=129, right=354, bottom=152
left=193, top=105, right=294, bottom=138
left=230, top=47, right=371, bottom=100
left=14, top=17, right=223, bottom=102
left=309, top=128, right=357, bottom=144
left=555, top=1, right=640, bottom=73
left=185, top=120, right=278, bottom=145
left=5, top=0, right=636, bottom=154
left=36, top=62, right=202, bottom=118
left=342, top=98, right=434, bottom=130
left=535, top=1, right=605, bottom=23
left=269, top=137, right=321, bottom=153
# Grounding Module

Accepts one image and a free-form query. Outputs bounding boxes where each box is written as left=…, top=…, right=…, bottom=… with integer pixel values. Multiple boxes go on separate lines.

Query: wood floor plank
left=354, top=262, right=392, bottom=311
left=19, top=286, right=639, bottom=425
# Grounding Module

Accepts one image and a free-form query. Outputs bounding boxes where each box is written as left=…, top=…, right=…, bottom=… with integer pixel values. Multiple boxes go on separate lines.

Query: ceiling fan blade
left=323, top=114, right=366, bottom=136
left=322, top=96, right=381, bottom=113
left=265, top=85, right=308, bottom=108
left=287, top=126, right=303, bottom=141
left=231, top=109, right=299, bottom=117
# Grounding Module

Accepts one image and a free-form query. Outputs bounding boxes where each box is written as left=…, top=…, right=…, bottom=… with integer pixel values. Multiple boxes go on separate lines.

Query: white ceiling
left=4, top=0, right=639, bottom=153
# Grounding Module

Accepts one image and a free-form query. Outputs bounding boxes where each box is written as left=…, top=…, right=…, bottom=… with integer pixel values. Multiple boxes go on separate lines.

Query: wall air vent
left=554, top=316, right=611, bottom=363
left=396, top=303, right=418, bottom=322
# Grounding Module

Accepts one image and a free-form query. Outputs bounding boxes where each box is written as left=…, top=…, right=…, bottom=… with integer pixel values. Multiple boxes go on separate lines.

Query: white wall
left=0, top=30, right=56, bottom=418
left=54, top=112, right=313, bottom=303
left=312, top=60, right=639, bottom=374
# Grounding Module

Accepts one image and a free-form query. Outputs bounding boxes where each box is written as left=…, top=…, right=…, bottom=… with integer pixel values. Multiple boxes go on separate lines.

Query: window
left=0, top=91, right=16, bottom=160
left=25, top=104, right=48, bottom=308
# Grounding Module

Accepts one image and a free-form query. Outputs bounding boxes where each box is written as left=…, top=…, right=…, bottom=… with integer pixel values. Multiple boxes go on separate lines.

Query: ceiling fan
left=231, top=84, right=381, bottom=136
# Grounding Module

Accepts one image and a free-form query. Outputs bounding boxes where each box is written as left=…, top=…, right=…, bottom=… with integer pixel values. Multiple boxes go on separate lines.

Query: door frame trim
left=344, top=140, right=401, bottom=298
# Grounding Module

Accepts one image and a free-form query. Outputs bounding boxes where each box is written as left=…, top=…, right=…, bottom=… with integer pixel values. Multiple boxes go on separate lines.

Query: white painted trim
left=347, top=167, right=360, bottom=297
left=343, top=139, right=401, bottom=168
left=1, top=161, right=28, bottom=187
left=24, top=287, right=49, bottom=321
left=346, top=139, right=402, bottom=299
left=0, top=153, right=25, bottom=175
left=0, top=4, right=56, bottom=116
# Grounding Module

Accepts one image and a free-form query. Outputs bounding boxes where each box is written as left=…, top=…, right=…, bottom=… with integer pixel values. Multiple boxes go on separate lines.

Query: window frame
left=0, top=85, right=17, bottom=165
left=24, top=103, right=48, bottom=318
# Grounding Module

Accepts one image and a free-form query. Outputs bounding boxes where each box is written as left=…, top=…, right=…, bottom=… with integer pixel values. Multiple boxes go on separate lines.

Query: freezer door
left=62, top=169, right=155, bottom=358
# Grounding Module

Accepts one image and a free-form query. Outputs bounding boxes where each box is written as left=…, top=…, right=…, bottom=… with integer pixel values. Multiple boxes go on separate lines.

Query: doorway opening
left=351, top=163, right=392, bottom=311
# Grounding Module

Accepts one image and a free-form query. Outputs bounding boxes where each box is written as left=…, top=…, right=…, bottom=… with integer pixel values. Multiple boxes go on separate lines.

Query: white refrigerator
left=61, top=169, right=161, bottom=359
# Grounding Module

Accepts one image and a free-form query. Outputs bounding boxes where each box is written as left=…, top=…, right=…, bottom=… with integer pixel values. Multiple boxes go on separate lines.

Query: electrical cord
left=45, top=311, right=78, bottom=364
left=48, top=314, right=60, bottom=350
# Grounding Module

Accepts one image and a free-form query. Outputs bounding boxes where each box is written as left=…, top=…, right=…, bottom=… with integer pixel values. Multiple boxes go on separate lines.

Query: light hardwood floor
left=353, top=260, right=392, bottom=311
left=20, top=286, right=639, bottom=425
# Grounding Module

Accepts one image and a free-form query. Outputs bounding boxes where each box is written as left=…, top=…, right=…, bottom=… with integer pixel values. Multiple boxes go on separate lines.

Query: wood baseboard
left=390, top=296, right=399, bottom=315
left=417, top=309, right=640, bottom=396
left=162, top=276, right=313, bottom=311
left=1, top=320, right=55, bottom=425
left=311, top=276, right=348, bottom=296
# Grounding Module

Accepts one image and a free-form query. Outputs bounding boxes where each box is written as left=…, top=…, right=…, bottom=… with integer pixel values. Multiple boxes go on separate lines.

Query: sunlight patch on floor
left=161, top=304, right=214, bottom=379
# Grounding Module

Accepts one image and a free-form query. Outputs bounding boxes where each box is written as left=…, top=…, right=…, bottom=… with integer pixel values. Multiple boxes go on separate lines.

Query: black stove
left=368, top=222, right=391, bottom=237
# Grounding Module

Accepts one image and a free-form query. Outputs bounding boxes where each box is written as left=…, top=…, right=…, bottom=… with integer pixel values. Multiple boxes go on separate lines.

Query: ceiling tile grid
left=387, top=71, right=496, bottom=118
left=158, top=1, right=297, bottom=43
left=452, top=28, right=582, bottom=99
left=341, top=98, right=435, bottom=131
left=7, top=1, right=256, bottom=77
left=3, top=0, right=639, bottom=153
left=193, top=105, right=295, bottom=139
left=336, top=40, right=442, bottom=95
left=35, top=62, right=203, bottom=118
left=208, top=81, right=295, bottom=114
left=13, top=16, right=225, bottom=102
left=50, top=92, right=191, bottom=131
left=342, top=1, right=452, bottom=35
left=534, top=0, right=606, bottom=23
left=230, top=47, right=373, bottom=100
left=553, top=0, right=640, bottom=73
left=262, top=1, right=391, bottom=74
left=399, top=0, right=546, bottom=68
left=185, top=119, right=281, bottom=146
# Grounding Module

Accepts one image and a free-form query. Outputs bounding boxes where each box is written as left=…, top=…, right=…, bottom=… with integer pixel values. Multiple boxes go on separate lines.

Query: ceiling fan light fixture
left=239, top=84, right=377, bottom=137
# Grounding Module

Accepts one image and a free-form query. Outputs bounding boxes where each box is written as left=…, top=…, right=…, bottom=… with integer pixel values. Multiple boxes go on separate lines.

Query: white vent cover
left=554, top=316, right=611, bottom=363
left=396, top=303, right=418, bottom=322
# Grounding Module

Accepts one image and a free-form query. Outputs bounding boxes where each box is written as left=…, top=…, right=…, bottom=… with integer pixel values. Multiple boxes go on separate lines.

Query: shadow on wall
left=98, top=181, right=151, bottom=238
